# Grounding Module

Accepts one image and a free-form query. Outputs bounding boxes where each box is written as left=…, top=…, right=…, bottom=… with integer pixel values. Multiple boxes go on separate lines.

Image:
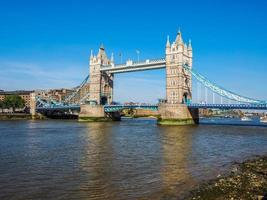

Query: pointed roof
left=97, top=44, right=107, bottom=59
left=188, top=39, right=192, bottom=50
left=100, top=43, right=105, bottom=50
left=175, top=29, right=183, bottom=45
left=183, top=43, right=188, bottom=54
left=184, top=43, right=188, bottom=50
left=90, top=49, right=93, bottom=59
left=166, top=35, right=171, bottom=48
left=110, top=52, right=114, bottom=62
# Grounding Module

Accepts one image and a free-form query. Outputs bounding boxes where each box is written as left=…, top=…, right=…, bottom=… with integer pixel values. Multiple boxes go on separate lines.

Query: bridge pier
left=30, top=92, right=37, bottom=119
left=158, top=103, right=199, bottom=125
left=78, top=104, right=121, bottom=122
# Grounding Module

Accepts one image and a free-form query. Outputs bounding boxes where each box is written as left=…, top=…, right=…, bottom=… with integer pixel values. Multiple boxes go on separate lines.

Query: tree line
left=0, top=95, right=25, bottom=112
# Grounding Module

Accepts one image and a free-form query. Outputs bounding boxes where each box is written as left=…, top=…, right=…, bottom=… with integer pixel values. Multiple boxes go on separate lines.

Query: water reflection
left=80, top=123, right=117, bottom=199
left=80, top=120, right=163, bottom=200
left=1, top=119, right=267, bottom=200
left=159, top=126, right=196, bottom=199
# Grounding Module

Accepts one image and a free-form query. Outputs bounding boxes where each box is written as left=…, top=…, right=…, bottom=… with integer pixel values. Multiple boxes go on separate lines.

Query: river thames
left=1, top=118, right=267, bottom=200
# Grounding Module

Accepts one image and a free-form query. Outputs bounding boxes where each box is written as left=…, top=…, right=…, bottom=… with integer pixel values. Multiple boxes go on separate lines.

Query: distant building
left=78, top=83, right=90, bottom=102
left=0, top=85, right=90, bottom=109
left=0, top=90, right=34, bottom=107
left=35, top=88, right=74, bottom=102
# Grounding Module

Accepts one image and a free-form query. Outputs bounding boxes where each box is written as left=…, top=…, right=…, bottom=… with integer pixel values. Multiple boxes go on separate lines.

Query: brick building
left=0, top=90, right=34, bottom=107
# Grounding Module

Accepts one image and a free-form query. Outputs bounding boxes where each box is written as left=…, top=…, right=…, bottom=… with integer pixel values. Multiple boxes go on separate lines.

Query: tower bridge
left=34, top=31, right=267, bottom=125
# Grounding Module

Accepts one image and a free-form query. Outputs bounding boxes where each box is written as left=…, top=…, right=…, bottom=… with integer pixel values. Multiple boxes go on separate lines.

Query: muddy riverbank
left=186, top=156, right=267, bottom=200
left=0, top=113, right=32, bottom=120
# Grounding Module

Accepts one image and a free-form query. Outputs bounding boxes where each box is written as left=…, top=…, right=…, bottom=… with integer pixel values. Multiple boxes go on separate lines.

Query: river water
left=0, top=118, right=267, bottom=200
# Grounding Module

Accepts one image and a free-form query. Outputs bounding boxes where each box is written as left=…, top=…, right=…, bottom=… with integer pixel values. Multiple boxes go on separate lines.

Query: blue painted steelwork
left=182, top=64, right=267, bottom=104
left=36, top=101, right=267, bottom=112
left=34, top=59, right=267, bottom=113
left=35, top=75, right=90, bottom=112
left=36, top=97, right=80, bottom=112
left=63, top=75, right=89, bottom=103
left=36, top=105, right=80, bottom=112
left=188, top=103, right=267, bottom=110
left=104, top=104, right=158, bottom=112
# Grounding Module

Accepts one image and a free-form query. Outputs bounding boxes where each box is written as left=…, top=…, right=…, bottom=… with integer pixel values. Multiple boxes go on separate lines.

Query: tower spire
left=166, top=35, right=170, bottom=47
left=175, top=29, right=183, bottom=44
left=90, top=49, right=93, bottom=59
left=188, top=39, right=192, bottom=50
left=110, top=52, right=114, bottom=63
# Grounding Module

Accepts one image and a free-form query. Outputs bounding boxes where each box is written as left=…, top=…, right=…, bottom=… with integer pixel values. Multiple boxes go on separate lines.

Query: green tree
left=3, top=95, right=25, bottom=112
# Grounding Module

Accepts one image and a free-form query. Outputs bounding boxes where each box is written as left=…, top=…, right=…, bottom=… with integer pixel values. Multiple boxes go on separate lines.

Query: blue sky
left=0, top=0, right=267, bottom=103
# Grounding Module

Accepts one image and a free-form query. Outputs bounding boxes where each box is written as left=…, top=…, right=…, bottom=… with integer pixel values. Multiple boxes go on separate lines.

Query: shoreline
left=185, top=155, right=267, bottom=200
left=0, top=113, right=33, bottom=120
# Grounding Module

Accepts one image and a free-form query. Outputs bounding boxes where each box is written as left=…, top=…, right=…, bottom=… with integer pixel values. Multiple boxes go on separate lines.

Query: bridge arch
left=182, top=92, right=189, bottom=104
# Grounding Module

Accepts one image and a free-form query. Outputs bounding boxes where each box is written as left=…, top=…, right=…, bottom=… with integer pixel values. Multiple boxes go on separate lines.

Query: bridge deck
left=36, top=103, right=267, bottom=113
left=188, top=103, right=267, bottom=110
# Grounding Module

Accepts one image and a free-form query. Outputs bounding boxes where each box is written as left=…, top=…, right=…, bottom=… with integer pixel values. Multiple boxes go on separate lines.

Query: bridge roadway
left=105, top=103, right=267, bottom=112
left=188, top=103, right=267, bottom=110
left=36, top=103, right=267, bottom=113
left=36, top=104, right=80, bottom=112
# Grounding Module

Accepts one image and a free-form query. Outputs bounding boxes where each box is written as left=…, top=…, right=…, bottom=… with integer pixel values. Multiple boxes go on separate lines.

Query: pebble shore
left=186, top=156, right=267, bottom=200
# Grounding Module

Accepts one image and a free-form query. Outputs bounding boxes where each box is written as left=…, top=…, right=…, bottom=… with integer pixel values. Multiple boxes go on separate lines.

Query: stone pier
left=78, top=104, right=120, bottom=122
left=158, top=103, right=199, bottom=125
left=30, top=92, right=37, bottom=119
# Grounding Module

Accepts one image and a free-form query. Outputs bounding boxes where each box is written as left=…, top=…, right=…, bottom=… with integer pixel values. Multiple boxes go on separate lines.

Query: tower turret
left=166, top=35, right=171, bottom=53
left=90, top=49, right=93, bottom=60
left=183, top=43, right=188, bottom=55
left=110, top=52, right=114, bottom=64
left=187, top=40, right=193, bottom=67
left=188, top=40, right=192, bottom=52
left=175, top=30, right=184, bottom=53
left=175, top=30, right=183, bottom=45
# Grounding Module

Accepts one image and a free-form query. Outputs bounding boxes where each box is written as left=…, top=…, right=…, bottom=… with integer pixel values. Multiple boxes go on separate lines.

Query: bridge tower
left=165, top=30, right=192, bottom=104
left=79, top=45, right=120, bottom=122
left=158, top=31, right=199, bottom=125
left=89, top=45, right=114, bottom=105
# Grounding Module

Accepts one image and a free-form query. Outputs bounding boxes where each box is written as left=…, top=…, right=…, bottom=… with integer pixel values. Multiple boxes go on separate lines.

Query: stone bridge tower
left=158, top=31, right=199, bottom=125
left=165, top=30, right=192, bottom=104
left=89, top=45, right=114, bottom=105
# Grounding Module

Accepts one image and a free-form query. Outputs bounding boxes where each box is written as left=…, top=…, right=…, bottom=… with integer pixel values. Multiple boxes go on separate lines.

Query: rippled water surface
left=1, top=118, right=267, bottom=199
